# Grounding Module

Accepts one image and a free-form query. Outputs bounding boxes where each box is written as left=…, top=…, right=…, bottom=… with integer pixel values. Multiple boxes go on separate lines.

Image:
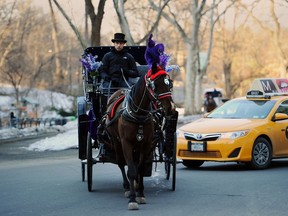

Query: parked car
left=177, top=78, right=288, bottom=169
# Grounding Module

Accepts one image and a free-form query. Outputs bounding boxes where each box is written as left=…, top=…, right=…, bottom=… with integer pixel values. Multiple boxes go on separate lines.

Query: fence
left=0, top=116, right=68, bottom=129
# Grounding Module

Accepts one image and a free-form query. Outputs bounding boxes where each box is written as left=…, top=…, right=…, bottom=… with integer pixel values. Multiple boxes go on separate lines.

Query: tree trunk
left=52, top=0, right=86, bottom=49
left=49, top=0, right=62, bottom=90
left=184, top=44, right=195, bottom=114
left=223, top=62, right=232, bottom=98
left=184, top=0, right=201, bottom=115
left=113, top=0, right=135, bottom=45
left=85, top=0, right=106, bottom=46
left=195, top=73, right=202, bottom=112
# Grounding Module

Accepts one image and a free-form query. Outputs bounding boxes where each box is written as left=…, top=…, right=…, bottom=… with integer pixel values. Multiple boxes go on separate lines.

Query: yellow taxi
left=177, top=78, right=288, bottom=169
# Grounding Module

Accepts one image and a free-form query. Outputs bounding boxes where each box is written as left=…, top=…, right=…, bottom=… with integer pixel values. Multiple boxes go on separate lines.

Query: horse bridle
left=145, top=73, right=173, bottom=112
left=123, top=73, right=173, bottom=123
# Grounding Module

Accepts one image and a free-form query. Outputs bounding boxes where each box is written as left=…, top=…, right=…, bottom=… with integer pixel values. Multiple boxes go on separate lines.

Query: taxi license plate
left=188, top=141, right=206, bottom=152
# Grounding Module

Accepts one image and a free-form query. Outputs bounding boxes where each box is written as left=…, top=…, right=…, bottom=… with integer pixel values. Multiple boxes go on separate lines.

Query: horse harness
left=122, top=71, right=173, bottom=141
left=103, top=69, right=173, bottom=142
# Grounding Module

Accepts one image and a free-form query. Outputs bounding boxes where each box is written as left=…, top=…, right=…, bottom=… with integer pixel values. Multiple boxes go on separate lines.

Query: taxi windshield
left=207, top=99, right=276, bottom=119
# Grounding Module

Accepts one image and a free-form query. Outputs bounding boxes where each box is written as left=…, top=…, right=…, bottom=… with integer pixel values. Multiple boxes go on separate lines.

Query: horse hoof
left=136, top=197, right=146, bottom=204
left=124, top=191, right=130, bottom=198
left=128, top=202, right=139, bottom=210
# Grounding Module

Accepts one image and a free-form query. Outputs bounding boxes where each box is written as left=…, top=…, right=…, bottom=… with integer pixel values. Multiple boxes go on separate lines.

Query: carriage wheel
left=164, top=132, right=177, bottom=191
left=163, top=137, right=171, bottom=180
left=165, top=156, right=171, bottom=180
left=81, top=162, right=85, bottom=182
left=87, top=132, right=93, bottom=192
left=171, top=132, right=177, bottom=191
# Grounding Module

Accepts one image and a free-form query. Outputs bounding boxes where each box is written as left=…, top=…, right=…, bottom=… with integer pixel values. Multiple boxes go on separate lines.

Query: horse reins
left=145, top=74, right=173, bottom=110
left=122, top=72, right=173, bottom=123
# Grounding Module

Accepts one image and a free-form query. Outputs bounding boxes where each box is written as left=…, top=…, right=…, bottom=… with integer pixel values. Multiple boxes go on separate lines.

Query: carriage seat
left=129, top=65, right=149, bottom=85
left=137, top=65, right=149, bottom=75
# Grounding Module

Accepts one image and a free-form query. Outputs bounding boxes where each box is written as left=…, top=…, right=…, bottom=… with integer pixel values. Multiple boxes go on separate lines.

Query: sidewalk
left=0, top=111, right=201, bottom=142
left=176, top=108, right=202, bottom=125
left=177, top=114, right=202, bottom=125
left=0, top=125, right=66, bottom=142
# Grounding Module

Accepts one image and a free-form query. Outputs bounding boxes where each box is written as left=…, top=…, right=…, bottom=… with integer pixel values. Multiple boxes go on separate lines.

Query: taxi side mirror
left=273, top=113, right=288, bottom=121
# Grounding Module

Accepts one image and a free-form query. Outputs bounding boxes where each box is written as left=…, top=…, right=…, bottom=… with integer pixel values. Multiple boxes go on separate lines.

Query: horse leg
left=127, top=162, right=139, bottom=210
left=136, top=165, right=146, bottom=204
left=118, top=164, right=130, bottom=197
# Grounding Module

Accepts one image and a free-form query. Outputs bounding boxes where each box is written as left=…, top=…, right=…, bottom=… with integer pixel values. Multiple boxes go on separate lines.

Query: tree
left=85, top=0, right=106, bottom=46
left=0, top=0, right=37, bottom=103
left=240, top=0, right=288, bottom=77
left=0, top=1, right=82, bottom=101
left=52, top=0, right=86, bottom=49
left=150, top=0, right=236, bottom=114
left=0, top=0, right=17, bottom=72
left=113, top=0, right=170, bottom=45
left=48, top=0, right=62, bottom=90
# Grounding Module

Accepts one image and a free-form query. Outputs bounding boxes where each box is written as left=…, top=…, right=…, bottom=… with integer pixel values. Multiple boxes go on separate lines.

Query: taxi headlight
left=220, top=130, right=249, bottom=139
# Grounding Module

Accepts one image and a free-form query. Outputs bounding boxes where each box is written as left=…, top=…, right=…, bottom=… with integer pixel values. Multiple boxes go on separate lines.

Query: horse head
left=145, top=65, right=176, bottom=116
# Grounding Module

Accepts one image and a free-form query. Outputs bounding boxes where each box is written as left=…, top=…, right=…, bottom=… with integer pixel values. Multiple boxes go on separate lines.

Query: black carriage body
left=77, top=46, right=178, bottom=191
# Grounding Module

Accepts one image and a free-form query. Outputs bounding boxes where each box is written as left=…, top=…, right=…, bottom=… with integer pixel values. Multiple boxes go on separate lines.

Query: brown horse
left=104, top=65, right=175, bottom=210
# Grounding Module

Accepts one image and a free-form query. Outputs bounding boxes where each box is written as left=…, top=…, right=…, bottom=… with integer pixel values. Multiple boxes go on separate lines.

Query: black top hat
left=111, top=33, right=127, bottom=43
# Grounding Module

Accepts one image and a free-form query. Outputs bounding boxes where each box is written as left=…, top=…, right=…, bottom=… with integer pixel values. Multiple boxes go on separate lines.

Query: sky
left=32, top=0, right=117, bottom=35
left=29, top=0, right=288, bottom=50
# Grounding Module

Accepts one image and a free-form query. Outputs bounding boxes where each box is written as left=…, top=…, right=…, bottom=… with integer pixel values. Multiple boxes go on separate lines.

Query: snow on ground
left=0, top=86, right=75, bottom=126
left=26, top=117, right=202, bottom=152
left=0, top=85, right=78, bottom=151
left=0, top=85, right=201, bottom=152
left=24, top=120, right=78, bottom=152
left=0, top=107, right=200, bottom=152
left=0, top=120, right=78, bottom=152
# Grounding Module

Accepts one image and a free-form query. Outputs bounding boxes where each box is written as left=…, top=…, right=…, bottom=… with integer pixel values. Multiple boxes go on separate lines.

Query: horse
left=103, top=65, right=175, bottom=210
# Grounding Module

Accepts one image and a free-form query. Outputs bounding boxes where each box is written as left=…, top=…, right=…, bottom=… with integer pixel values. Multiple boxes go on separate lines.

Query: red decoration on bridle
left=146, top=66, right=168, bottom=80
left=145, top=67, right=173, bottom=105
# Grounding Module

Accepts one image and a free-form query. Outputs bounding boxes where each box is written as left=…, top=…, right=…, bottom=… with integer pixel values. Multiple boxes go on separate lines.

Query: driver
left=98, top=33, right=139, bottom=89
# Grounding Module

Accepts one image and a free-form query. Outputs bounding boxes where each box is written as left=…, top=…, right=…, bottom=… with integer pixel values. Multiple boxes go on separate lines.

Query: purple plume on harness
left=144, top=34, right=165, bottom=68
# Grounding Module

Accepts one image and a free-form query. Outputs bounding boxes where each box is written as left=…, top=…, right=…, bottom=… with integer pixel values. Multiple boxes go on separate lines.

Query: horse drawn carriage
left=77, top=43, right=178, bottom=210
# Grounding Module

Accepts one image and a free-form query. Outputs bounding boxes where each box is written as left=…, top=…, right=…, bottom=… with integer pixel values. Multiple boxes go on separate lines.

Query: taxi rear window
left=208, top=99, right=276, bottom=119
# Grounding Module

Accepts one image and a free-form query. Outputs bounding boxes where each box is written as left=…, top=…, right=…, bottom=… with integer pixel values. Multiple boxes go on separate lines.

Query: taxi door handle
left=281, top=129, right=286, bottom=131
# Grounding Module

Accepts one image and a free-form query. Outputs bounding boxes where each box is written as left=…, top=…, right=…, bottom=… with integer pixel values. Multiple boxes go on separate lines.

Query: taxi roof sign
left=246, top=90, right=271, bottom=99
left=250, top=78, right=288, bottom=94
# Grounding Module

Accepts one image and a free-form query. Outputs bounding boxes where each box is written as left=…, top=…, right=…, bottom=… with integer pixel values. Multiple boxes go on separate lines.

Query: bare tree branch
left=148, top=0, right=189, bottom=44
left=85, top=0, right=106, bottom=46
left=52, top=0, right=86, bottom=49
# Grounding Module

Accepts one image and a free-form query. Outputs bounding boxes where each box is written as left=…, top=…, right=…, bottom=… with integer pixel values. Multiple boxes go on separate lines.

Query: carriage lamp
left=86, top=83, right=94, bottom=92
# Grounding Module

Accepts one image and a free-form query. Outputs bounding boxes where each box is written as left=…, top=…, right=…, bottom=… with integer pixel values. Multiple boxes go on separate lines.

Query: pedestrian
left=10, top=112, right=17, bottom=128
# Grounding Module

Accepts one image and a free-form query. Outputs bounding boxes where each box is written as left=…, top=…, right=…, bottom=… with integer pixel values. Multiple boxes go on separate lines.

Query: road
left=1, top=136, right=288, bottom=216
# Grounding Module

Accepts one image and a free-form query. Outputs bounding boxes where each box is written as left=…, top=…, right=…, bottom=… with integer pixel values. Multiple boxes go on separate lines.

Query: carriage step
left=81, top=159, right=97, bottom=165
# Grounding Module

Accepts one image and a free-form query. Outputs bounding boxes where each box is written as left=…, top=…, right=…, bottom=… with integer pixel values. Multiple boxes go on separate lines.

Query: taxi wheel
left=182, top=160, right=204, bottom=168
left=250, top=137, right=272, bottom=170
